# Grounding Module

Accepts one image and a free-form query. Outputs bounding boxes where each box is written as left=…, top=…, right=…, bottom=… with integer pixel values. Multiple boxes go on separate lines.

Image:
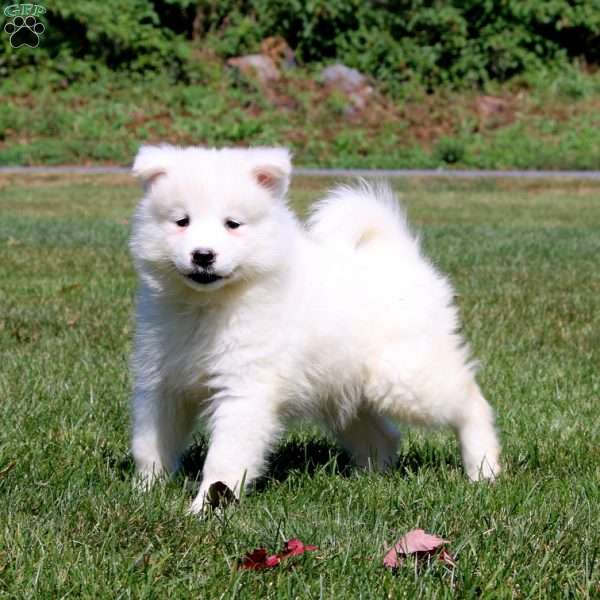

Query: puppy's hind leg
left=334, top=406, right=401, bottom=471
left=366, top=353, right=500, bottom=481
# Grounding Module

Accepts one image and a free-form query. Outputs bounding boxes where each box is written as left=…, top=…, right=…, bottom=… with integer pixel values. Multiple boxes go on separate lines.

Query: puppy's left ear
left=250, top=147, right=292, bottom=197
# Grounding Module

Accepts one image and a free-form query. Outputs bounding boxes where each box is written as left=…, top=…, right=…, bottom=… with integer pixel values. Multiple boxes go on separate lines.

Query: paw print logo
left=4, top=15, right=45, bottom=48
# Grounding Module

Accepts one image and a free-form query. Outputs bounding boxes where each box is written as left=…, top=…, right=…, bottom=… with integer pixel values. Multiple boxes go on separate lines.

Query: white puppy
left=129, top=145, right=500, bottom=513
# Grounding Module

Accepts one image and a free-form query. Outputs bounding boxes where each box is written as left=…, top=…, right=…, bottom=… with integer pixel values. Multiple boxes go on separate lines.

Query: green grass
left=2, top=66, right=600, bottom=169
left=1, top=174, right=599, bottom=598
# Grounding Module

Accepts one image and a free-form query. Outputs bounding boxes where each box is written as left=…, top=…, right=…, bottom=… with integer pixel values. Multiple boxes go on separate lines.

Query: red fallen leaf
left=281, top=538, right=319, bottom=557
left=241, top=548, right=281, bottom=570
left=437, top=548, right=456, bottom=567
left=241, top=538, right=318, bottom=570
left=383, top=528, right=453, bottom=569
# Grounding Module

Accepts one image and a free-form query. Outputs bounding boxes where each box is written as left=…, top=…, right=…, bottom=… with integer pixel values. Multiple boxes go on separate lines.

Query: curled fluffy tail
left=307, top=180, right=420, bottom=255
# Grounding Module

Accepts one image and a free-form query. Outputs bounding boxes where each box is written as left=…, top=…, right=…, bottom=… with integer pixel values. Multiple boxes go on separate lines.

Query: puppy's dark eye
left=175, top=216, right=190, bottom=228
left=225, top=219, right=242, bottom=230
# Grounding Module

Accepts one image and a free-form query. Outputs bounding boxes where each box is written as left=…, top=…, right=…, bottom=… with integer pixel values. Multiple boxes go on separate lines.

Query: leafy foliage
left=0, top=0, right=189, bottom=80
left=1, top=0, right=600, bottom=88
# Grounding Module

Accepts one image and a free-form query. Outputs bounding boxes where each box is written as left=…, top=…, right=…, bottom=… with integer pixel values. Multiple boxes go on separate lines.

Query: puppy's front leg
left=132, top=386, right=198, bottom=488
left=190, top=394, right=282, bottom=514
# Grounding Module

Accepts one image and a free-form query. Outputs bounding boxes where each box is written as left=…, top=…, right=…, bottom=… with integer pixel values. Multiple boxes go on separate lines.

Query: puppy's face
left=130, top=145, right=292, bottom=295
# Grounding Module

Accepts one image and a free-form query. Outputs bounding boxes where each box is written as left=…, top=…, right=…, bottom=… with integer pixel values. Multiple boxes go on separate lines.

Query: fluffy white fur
left=129, top=144, right=501, bottom=513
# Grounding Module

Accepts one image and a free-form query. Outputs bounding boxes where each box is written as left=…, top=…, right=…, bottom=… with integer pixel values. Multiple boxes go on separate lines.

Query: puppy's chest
left=160, top=315, right=273, bottom=397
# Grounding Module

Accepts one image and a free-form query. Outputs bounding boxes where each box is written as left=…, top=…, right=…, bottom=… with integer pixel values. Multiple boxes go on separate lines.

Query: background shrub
left=1, top=0, right=599, bottom=90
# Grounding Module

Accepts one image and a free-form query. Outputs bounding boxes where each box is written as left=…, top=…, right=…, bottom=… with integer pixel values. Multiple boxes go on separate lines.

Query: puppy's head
left=130, top=145, right=293, bottom=296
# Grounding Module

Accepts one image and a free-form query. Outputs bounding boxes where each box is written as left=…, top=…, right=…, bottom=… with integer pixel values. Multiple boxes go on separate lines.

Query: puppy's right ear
left=132, top=145, right=176, bottom=186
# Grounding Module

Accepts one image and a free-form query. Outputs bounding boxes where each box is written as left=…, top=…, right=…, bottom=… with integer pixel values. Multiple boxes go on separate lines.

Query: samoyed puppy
left=129, top=145, right=500, bottom=513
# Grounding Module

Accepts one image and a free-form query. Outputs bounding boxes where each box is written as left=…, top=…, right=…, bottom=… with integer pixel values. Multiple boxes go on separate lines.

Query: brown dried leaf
left=383, top=528, right=452, bottom=569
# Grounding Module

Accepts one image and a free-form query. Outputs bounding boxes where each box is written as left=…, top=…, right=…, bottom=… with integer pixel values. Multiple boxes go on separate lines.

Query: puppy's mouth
left=186, top=270, right=224, bottom=285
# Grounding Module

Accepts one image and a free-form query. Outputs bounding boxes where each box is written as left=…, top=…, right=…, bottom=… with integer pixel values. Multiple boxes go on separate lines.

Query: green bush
left=1, top=0, right=600, bottom=89
left=434, top=137, right=466, bottom=165
left=192, top=0, right=600, bottom=89
left=0, top=0, right=189, bottom=80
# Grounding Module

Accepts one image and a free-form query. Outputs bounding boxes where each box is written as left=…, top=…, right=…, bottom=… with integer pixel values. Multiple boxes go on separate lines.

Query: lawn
left=0, top=173, right=598, bottom=598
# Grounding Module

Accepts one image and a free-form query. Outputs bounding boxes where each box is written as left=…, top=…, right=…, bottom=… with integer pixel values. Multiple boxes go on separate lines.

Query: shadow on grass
left=178, top=436, right=354, bottom=488
left=113, top=434, right=461, bottom=484
left=177, top=435, right=460, bottom=487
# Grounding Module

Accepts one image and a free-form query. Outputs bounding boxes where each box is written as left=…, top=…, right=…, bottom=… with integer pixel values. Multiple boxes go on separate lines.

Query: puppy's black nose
left=191, top=248, right=216, bottom=267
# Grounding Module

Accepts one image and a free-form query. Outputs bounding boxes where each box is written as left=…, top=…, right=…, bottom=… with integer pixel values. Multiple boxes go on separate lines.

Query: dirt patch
left=0, top=172, right=136, bottom=190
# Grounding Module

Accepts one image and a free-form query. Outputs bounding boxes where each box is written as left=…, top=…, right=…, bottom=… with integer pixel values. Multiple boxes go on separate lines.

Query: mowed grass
left=1, top=173, right=599, bottom=598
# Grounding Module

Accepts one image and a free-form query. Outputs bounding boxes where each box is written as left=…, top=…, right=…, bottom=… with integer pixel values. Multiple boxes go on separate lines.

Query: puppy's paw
left=188, top=481, right=237, bottom=516
left=466, top=457, right=501, bottom=482
left=133, top=467, right=164, bottom=492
